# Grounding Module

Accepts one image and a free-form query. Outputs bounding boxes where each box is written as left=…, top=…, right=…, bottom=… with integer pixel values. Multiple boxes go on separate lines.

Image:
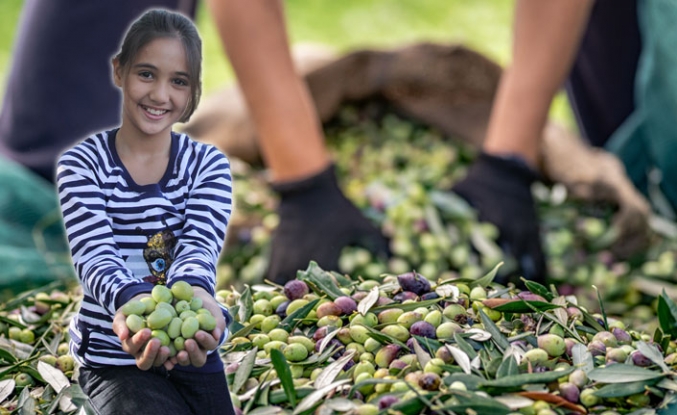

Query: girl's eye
left=173, top=78, right=189, bottom=87
left=139, top=71, right=153, bottom=79
left=150, top=258, right=166, bottom=272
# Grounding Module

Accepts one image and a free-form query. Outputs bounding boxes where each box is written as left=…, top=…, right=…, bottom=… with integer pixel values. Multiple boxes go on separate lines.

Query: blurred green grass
left=0, top=0, right=574, bottom=128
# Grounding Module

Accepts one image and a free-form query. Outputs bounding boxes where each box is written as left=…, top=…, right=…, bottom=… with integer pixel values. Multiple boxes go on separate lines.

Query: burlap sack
left=181, top=42, right=651, bottom=258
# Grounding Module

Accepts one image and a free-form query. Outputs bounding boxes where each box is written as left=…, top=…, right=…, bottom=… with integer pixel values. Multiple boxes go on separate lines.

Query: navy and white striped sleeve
left=57, top=150, right=152, bottom=315
left=166, top=147, right=233, bottom=295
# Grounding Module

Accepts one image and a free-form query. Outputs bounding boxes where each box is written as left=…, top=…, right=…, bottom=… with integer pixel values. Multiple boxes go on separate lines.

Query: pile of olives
left=122, top=281, right=216, bottom=356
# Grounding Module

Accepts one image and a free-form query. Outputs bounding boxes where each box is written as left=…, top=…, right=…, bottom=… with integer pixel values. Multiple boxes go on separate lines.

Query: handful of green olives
left=121, top=281, right=217, bottom=356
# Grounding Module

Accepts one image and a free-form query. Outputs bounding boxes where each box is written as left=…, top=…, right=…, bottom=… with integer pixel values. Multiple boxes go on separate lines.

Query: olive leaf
left=521, top=279, right=554, bottom=302
left=636, top=341, right=670, bottom=373
left=453, top=333, right=478, bottom=359
left=486, top=299, right=561, bottom=314
left=357, top=286, right=379, bottom=316
left=297, top=261, right=345, bottom=300
left=318, top=327, right=340, bottom=354
left=492, top=395, right=534, bottom=410
left=657, top=290, right=677, bottom=338
left=279, top=298, right=320, bottom=332
left=324, top=398, right=357, bottom=412
left=552, top=296, right=568, bottom=326
left=657, top=378, right=677, bottom=392
left=292, top=379, right=352, bottom=415
left=587, top=364, right=665, bottom=383
left=496, top=354, right=519, bottom=378
left=441, top=390, right=512, bottom=414
left=412, top=338, right=431, bottom=369
left=470, top=261, right=502, bottom=289
left=228, top=321, right=257, bottom=341
left=0, top=379, right=14, bottom=404
left=237, top=286, right=253, bottom=324
left=248, top=407, right=289, bottom=415
left=17, top=386, right=36, bottom=415
left=572, top=343, right=594, bottom=374
left=232, top=346, right=258, bottom=394
left=446, top=345, right=472, bottom=374
left=412, top=335, right=443, bottom=355
left=478, top=308, right=509, bottom=351
left=251, top=284, right=279, bottom=293
left=479, top=367, right=574, bottom=392
left=435, top=284, right=459, bottom=300
left=466, top=328, right=492, bottom=342
left=443, top=373, right=486, bottom=390
left=370, top=298, right=442, bottom=313
left=37, top=361, right=69, bottom=393
left=315, top=350, right=355, bottom=389
left=592, top=285, right=609, bottom=330
left=593, top=379, right=661, bottom=398
left=270, top=349, right=296, bottom=407
left=362, top=325, right=409, bottom=349
left=268, top=388, right=315, bottom=405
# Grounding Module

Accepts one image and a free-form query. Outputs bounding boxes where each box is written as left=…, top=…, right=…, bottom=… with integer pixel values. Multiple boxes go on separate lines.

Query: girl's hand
left=113, top=294, right=173, bottom=371
left=170, top=287, right=226, bottom=368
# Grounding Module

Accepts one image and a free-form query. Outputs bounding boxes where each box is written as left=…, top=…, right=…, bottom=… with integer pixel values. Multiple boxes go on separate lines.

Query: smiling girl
left=56, top=9, right=235, bottom=414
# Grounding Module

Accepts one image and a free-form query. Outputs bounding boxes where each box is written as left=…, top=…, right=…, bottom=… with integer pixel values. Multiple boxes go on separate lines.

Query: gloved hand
left=266, top=164, right=389, bottom=284
left=452, top=152, right=547, bottom=284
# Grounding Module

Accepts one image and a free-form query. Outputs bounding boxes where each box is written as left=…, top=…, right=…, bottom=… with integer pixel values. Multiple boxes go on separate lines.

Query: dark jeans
left=78, top=366, right=236, bottom=415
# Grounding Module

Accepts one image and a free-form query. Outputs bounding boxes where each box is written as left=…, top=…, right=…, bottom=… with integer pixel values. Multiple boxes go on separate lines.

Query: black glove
left=452, top=152, right=547, bottom=284
left=266, top=164, right=389, bottom=284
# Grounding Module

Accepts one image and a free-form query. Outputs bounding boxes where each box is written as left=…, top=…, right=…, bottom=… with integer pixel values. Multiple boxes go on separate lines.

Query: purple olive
left=420, top=292, right=440, bottom=301
left=516, top=292, right=546, bottom=302
left=376, top=296, right=394, bottom=306
left=397, top=272, right=432, bottom=296
left=352, top=291, right=369, bottom=302
left=313, top=326, right=329, bottom=341
left=559, top=382, right=580, bottom=403
left=375, top=344, right=402, bottom=368
left=393, top=291, right=419, bottom=302
left=275, top=301, right=289, bottom=319
left=631, top=350, right=653, bottom=367
left=283, top=280, right=309, bottom=301
left=409, top=321, right=436, bottom=339
left=564, top=338, right=578, bottom=357
left=418, top=372, right=442, bottom=391
left=378, top=395, right=400, bottom=410
left=587, top=340, right=606, bottom=357
left=389, top=359, right=409, bottom=374
left=342, top=358, right=356, bottom=371
left=611, top=327, right=632, bottom=345
left=335, top=297, right=359, bottom=317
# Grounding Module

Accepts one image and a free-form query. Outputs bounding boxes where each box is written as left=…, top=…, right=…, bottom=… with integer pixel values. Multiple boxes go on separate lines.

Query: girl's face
left=113, top=37, right=191, bottom=142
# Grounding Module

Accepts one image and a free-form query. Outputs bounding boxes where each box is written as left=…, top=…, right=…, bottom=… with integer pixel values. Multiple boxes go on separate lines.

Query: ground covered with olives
left=218, top=262, right=677, bottom=415
left=1, top=108, right=677, bottom=414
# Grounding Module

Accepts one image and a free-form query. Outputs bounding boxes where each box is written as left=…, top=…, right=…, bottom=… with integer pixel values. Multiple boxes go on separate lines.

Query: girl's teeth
left=145, top=107, right=167, bottom=116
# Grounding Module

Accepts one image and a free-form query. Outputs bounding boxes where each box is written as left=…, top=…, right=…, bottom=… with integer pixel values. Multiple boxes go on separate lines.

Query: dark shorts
left=566, top=0, right=641, bottom=147
left=78, top=365, right=236, bottom=415
left=0, top=0, right=198, bottom=182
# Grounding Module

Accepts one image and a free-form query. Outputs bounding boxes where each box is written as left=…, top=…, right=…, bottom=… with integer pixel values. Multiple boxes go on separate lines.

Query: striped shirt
left=57, top=129, right=233, bottom=372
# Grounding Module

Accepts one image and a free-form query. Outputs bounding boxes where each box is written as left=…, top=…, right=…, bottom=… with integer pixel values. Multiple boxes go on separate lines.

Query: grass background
left=0, top=0, right=574, bottom=128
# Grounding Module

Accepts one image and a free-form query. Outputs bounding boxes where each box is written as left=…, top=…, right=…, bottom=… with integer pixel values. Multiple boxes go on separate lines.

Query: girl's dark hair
left=115, top=9, right=202, bottom=122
